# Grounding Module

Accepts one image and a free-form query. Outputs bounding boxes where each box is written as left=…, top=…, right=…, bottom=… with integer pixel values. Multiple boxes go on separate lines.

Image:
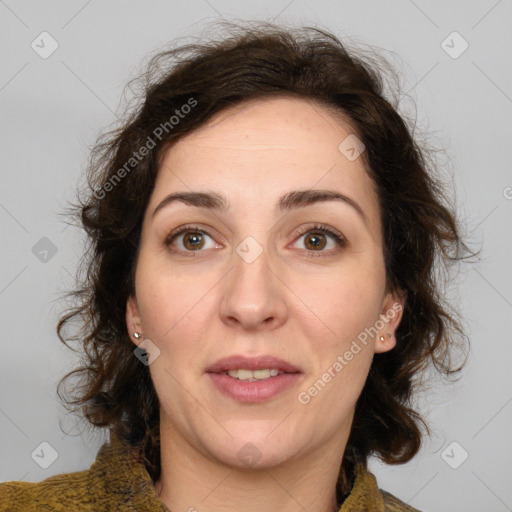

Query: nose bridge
left=219, top=234, right=287, bottom=330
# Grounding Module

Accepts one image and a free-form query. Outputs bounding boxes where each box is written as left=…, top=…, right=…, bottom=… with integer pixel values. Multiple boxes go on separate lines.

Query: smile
left=221, top=368, right=285, bottom=380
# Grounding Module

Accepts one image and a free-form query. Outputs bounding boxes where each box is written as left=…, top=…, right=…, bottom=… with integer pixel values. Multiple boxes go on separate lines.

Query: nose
left=219, top=242, right=288, bottom=332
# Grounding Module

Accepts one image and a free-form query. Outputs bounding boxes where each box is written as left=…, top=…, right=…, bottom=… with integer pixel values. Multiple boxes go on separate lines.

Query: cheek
left=291, top=266, right=384, bottom=347
left=135, top=249, right=193, bottom=328
left=134, top=251, right=217, bottom=363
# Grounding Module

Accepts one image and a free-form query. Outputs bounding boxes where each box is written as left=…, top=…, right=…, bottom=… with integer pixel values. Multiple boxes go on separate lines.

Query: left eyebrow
left=276, top=189, right=367, bottom=224
left=151, top=189, right=367, bottom=225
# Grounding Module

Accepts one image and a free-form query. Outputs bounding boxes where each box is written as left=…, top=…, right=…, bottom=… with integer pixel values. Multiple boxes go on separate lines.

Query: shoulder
left=381, top=489, right=422, bottom=512
left=0, top=435, right=166, bottom=512
left=0, top=469, right=93, bottom=511
left=343, top=461, right=422, bottom=512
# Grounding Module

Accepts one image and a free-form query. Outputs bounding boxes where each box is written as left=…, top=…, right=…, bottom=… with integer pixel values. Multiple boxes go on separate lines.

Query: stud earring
left=379, top=335, right=385, bottom=342
left=134, top=332, right=142, bottom=339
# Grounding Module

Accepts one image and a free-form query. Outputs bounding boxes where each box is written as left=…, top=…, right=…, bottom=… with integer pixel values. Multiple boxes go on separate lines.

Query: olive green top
left=0, top=434, right=419, bottom=511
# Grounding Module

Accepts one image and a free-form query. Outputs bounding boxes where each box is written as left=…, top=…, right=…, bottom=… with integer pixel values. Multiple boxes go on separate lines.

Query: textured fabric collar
left=94, top=434, right=387, bottom=512
left=88, top=434, right=169, bottom=512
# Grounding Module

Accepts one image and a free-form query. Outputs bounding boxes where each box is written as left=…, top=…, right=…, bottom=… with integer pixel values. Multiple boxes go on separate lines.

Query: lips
left=206, top=355, right=303, bottom=402
left=205, top=355, right=302, bottom=374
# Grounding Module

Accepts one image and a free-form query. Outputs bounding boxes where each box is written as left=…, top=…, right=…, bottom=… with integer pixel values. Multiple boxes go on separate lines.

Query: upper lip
left=206, top=355, right=302, bottom=374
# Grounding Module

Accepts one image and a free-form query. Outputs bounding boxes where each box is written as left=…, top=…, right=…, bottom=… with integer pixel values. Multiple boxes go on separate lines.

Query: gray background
left=1, top=1, right=511, bottom=510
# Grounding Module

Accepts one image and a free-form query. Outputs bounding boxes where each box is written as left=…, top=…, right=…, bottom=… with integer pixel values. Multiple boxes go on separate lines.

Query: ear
left=374, top=289, right=406, bottom=354
left=126, top=294, right=143, bottom=347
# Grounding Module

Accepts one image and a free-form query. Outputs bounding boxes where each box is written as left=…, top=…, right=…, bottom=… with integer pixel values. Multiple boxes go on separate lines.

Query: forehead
left=152, top=96, right=380, bottom=227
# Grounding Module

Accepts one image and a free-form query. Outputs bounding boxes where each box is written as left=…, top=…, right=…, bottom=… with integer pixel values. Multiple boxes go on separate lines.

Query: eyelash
left=164, top=223, right=347, bottom=258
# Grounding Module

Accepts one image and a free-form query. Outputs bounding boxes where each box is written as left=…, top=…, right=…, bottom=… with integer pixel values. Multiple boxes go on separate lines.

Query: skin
left=126, top=95, right=404, bottom=512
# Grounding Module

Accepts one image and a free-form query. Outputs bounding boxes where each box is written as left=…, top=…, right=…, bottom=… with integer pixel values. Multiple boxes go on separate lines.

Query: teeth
left=225, top=368, right=284, bottom=381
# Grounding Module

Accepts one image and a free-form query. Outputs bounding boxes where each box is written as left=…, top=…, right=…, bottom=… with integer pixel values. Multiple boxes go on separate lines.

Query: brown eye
left=303, top=232, right=327, bottom=250
left=182, top=231, right=205, bottom=250
left=292, top=224, right=347, bottom=257
left=165, top=225, right=217, bottom=254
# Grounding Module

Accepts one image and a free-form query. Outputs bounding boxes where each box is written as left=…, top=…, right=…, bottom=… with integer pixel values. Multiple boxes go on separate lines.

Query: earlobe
left=375, top=332, right=397, bottom=354
left=375, top=290, right=406, bottom=354
left=126, top=295, right=142, bottom=346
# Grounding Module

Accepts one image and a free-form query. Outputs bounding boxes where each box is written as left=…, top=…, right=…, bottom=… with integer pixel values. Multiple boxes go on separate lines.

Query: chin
left=217, top=443, right=296, bottom=470
left=200, top=427, right=304, bottom=470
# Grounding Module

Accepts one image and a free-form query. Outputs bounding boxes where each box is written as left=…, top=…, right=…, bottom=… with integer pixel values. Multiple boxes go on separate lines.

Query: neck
left=153, top=420, right=351, bottom=512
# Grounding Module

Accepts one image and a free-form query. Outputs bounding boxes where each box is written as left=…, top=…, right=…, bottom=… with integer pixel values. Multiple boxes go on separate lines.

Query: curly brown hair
left=56, top=20, right=472, bottom=498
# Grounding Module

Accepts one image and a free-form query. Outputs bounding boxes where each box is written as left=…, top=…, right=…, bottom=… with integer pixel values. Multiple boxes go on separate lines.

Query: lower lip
left=207, top=373, right=302, bottom=402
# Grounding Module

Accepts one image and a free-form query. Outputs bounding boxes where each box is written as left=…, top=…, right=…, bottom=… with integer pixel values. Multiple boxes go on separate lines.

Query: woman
left=0, top=21, right=470, bottom=511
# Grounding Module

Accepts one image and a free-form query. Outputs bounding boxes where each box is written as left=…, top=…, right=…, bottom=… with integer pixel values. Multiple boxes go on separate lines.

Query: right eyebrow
left=151, top=191, right=228, bottom=219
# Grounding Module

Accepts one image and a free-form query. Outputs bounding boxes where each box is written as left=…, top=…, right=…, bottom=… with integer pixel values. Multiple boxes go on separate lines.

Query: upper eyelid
left=292, top=224, right=344, bottom=239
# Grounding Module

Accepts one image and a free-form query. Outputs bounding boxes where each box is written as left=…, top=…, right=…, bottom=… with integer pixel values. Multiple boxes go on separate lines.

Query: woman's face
left=127, top=96, right=403, bottom=469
